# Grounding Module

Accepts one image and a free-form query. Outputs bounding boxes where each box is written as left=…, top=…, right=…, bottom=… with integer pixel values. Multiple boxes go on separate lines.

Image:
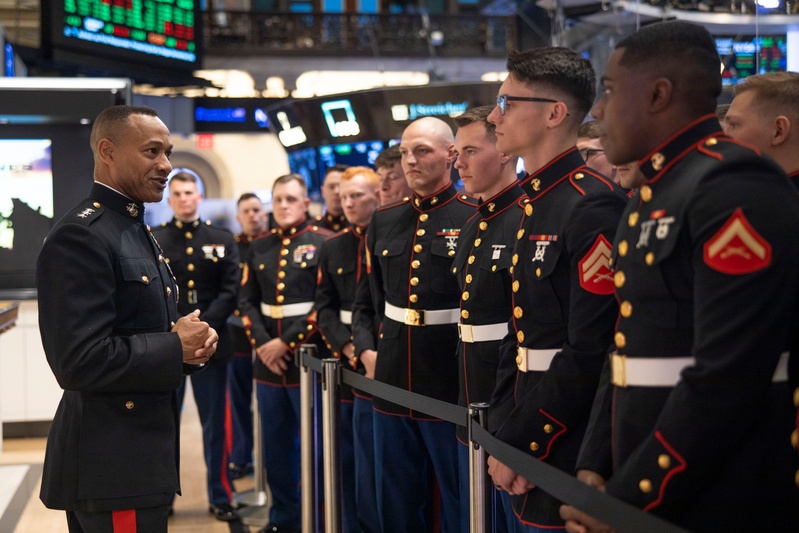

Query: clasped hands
left=173, top=309, right=218, bottom=365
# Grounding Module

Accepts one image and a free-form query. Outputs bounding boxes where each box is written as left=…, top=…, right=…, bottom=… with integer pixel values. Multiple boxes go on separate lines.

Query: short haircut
left=237, top=192, right=261, bottom=206
left=272, top=173, right=308, bottom=195
left=325, top=164, right=349, bottom=178
left=341, top=166, right=379, bottom=187
left=169, top=171, right=197, bottom=186
left=616, top=21, right=721, bottom=115
left=375, top=145, right=401, bottom=169
left=715, top=103, right=730, bottom=123
left=453, top=106, right=497, bottom=141
left=505, top=47, right=596, bottom=121
left=733, top=72, right=799, bottom=119
left=90, top=105, right=159, bottom=154
left=578, top=120, right=601, bottom=139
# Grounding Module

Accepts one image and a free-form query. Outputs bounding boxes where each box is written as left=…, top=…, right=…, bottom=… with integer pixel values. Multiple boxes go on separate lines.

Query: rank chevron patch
left=578, top=235, right=615, bottom=295
left=703, top=208, right=771, bottom=274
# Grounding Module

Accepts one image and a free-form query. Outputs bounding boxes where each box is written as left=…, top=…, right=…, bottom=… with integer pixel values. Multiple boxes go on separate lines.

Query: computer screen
left=716, top=35, right=787, bottom=85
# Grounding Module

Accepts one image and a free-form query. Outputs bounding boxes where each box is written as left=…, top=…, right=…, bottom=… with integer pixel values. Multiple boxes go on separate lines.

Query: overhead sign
left=391, top=101, right=469, bottom=122
left=321, top=99, right=361, bottom=138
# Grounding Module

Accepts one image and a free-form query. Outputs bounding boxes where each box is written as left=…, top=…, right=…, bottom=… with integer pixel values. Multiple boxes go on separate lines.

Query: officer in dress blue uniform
left=313, top=166, right=381, bottom=533
left=352, top=117, right=477, bottom=533
left=484, top=48, right=627, bottom=532
left=449, top=105, right=526, bottom=533
left=37, top=105, right=218, bottom=533
left=561, top=22, right=799, bottom=533
left=238, top=174, right=333, bottom=533
left=227, top=193, right=270, bottom=480
left=151, top=171, right=240, bottom=521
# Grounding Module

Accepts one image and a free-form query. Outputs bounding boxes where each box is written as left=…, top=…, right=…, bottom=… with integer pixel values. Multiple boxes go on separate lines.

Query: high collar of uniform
left=89, top=182, right=145, bottom=223
left=638, top=114, right=723, bottom=183
left=275, top=218, right=310, bottom=237
left=411, top=182, right=457, bottom=212
left=320, top=212, right=347, bottom=224
left=237, top=229, right=269, bottom=243
left=789, top=171, right=799, bottom=191
left=170, top=217, right=202, bottom=229
left=478, top=181, right=525, bottom=219
left=353, top=225, right=368, bottom=236
left=520, top=147, right=585, bottom=199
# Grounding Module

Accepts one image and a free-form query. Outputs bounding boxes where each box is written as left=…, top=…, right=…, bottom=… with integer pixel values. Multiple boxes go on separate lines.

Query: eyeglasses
left=496, top=95, right=559, bottom=116
left=579, top=148, right=605, bottom=161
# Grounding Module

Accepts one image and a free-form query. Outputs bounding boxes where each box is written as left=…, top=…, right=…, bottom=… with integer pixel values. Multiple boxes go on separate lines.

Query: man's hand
left=560, top=470, right=612, bottom=533
left=173, top=310, right=218, bottom=365
left=487, top=456, right=535, bottom=495
left=256, top=338, right=292, bottom=375
left=359, top=349, right=377, bottom=379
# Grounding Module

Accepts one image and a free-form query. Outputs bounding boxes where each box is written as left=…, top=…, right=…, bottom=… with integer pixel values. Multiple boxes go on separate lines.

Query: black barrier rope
left=299, top=350, right=689, bottom=533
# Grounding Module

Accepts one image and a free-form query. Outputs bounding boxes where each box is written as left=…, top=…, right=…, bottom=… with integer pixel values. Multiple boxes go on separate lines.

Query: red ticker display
left=46, top=0, right=201, bottom=74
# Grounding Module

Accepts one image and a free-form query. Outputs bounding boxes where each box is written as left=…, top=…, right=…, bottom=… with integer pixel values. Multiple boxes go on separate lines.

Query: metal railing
left=204, top=11, right=518, bottom=57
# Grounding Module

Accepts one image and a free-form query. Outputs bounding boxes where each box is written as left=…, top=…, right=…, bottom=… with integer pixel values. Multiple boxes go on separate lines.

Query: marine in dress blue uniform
left=238, top=175, right=333, bottom=533
left=151, top=200, right=239, bottom=518
left=563, top=22, right=799, bottom=533
left=353, top=117, right=476, bottom=532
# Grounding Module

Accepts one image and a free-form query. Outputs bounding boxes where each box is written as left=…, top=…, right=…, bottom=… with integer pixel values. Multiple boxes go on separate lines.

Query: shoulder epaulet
left=325, top=229, right=349, bottom=242
left=72, top=201, right=104, bottom=226
left=568, top=168, right=617, bottom=195
left=696, top=136, right=757, bottom=161
left=377, top=196, right=412, bottom=212
left=457, top=194, right=478, bottom=206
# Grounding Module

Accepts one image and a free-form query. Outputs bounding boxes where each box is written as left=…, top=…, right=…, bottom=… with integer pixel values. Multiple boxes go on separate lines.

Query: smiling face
left=100, top=113, right=173, bottom=203
left=454, top=122, right=507, bottom=199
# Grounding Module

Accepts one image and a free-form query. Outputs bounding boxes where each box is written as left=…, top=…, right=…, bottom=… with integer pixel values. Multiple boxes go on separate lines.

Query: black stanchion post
left=469, top=402, right=491, bottom=533
left=299, top=344, right=317, bottom=533
left=321, top=358, right=342, bottom=533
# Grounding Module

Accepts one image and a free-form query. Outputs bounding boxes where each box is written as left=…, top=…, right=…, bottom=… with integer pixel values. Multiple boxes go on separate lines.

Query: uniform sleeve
left=494, top=191, right=625, bottom=460
left=200, top=230, right=240, bottom=331
left=352, top=219, right=382, bottom=355
left=574, top=355, right=614, bottom=479
left=37, top=223, right=184, bottom=393
left=604, top=163, right=799, bottom=513
left=238, top=245, right=272, bottom=347
left=314, top=244, right=351, bottom=354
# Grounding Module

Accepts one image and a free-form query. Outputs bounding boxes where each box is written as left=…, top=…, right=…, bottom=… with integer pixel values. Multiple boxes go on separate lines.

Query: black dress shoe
left=257, top=523, right=300, bottom=533
left=209, top=503, right=240, bottom=521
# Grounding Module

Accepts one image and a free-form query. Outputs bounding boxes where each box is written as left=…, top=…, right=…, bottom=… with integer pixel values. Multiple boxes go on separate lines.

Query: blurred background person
left=724, top=72, right=799, bottom=184
left=577, top=120, right=618, bottom=184
left=152, top=171, right=241, bottom=521
left=315, top=164, right=349, bottom=231
left=374, top=144, right=413, bottom=205
left=227, top=192, right=270, bottom=481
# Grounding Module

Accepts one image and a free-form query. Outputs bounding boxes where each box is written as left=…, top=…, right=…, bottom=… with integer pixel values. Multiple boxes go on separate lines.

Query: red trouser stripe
left=112, top=510, right=136, bottom=533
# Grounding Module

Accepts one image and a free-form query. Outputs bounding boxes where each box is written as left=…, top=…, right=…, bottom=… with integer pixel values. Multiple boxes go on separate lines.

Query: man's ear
left=772, top=116, right=791, bottom=147
left=649, top=77, right=674, bottom=113
left=97, top=138, right=114, bottom=165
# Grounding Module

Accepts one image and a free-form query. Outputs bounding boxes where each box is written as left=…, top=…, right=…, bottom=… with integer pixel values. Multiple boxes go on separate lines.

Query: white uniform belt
left=611, top=351, right=789, bottom=388
left=458, top=322, right=507, bottom=343
left=384, top=302, right=459, bottom=327
left=340, top=310, right=352, bottom=325
left=516, top=347, right=559, bottom=372
left=261, top=301, right=314, bottom=319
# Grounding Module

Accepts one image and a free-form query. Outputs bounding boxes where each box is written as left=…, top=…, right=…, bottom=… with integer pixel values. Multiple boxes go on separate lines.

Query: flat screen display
left=716, top=35, right=787, bottom=85
left=287, top=147, right=323, bottom=200
left=44, top=0, right=202, bottom=74
left=318, top=140, right=385, bottom=171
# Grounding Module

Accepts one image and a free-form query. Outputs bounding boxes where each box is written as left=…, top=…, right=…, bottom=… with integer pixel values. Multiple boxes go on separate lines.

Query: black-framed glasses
left=496, top=94, right=559, bottom=116
left=579, top=148, right=605, bottom=161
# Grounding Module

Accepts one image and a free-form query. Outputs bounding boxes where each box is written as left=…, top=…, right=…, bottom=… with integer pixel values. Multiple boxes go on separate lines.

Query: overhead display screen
left=45, top=0, right=201, bottom=73
left=716, top=35, right=787, bottom=85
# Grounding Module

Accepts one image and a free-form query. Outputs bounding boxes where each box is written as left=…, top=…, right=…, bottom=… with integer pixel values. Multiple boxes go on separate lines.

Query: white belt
left=384, top=302, right=459, bottom=327
left=516, top=347, right=559, bottom=372
left=611, top=351, right=789, bottom=388
left=261, top=301, right=314, bottom=319
left=458, top=322, right=507, bottom=343
left=340, top=310, right=352, bottom=325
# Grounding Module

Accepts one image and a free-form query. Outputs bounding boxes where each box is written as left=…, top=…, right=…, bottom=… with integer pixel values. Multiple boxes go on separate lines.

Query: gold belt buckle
left=187, top=289, right=198, bottom=305
left=516, top=346, right=527, bottom=372
left=611, top=353, right=627, bottom=387
left=404, top=308, right=424, bottom=326
left=270, top=305, right=284, bottom=320
left=459, top=323, right=474, bottom=343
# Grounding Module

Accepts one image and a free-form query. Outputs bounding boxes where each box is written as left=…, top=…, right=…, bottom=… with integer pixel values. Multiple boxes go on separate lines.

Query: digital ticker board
left=45, top=0, right=202, bottom=75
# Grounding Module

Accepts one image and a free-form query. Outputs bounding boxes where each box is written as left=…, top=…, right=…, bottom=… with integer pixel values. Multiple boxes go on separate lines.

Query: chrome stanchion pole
left=300, top=344, right=316, bottom=533
left=235, top=349, right=269, bottom=526
left=321, top=358, right=342, bottom=533
left=469, top=402, right=490, bottom=533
